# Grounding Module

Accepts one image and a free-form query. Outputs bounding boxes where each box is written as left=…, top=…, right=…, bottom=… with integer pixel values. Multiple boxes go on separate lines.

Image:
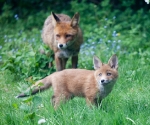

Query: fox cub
left=42, top=12, right=83, bottom=71
left=17, top=55, right=118, bottom=109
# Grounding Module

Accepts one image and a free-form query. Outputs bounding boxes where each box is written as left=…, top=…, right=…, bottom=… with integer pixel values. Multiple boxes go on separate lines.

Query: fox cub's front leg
left=86, top=96, right=102, bottom=107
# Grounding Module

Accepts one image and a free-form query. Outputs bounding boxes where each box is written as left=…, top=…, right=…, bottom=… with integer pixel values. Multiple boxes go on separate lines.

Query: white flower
left=145, top=0, right=149, bottom=4
left=38, top=118, right=46, bottom=124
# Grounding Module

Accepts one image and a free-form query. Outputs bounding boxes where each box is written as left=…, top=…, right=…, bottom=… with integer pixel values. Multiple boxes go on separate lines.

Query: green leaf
left=33, top=96, right=42, bottom=108
left=19, top=104, right=30, bottom=111
left=25, top=112, right=35, bottom=120
left=12, top=103, right=19, bottom=109
left=22, top=96, right=33, bottom=103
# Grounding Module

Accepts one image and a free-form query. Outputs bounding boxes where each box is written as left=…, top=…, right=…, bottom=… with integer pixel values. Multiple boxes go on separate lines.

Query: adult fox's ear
left=93, top=56, right=103, bottom=70
left=70, top=12, right=80, bottom=27
left=51, top=12, right=60, bottom=27
left=108, top=54, right=118, bottom=70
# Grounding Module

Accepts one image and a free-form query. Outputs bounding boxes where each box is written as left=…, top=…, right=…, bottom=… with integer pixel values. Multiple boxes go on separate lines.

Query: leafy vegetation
left=0, top=0, right=150, bottom=124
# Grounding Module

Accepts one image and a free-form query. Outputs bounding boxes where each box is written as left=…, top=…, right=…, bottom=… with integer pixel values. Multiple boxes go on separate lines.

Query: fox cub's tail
left=17, top=76, right=52, bottom=98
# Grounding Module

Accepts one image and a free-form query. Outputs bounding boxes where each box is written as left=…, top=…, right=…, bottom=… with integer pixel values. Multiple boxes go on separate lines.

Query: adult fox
left=17, top=55, right=118, bottom=109
left=42, top=12, right=83, bottom=71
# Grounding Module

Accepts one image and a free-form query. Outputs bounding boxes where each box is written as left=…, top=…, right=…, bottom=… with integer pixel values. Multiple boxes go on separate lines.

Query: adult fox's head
left=52, top=12, right=80, bottom=49
left=93, top=55, right=118, bottom=87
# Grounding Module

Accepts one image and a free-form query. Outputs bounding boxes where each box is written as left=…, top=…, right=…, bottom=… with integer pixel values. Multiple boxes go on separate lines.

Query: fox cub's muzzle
left=57, top=43, right=67, bottom=49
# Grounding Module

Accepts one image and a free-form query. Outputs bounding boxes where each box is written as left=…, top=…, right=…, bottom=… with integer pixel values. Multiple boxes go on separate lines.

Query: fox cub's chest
left=56, top=49, right=78, bottom=58
left=98, top=82, right=115, bottom=99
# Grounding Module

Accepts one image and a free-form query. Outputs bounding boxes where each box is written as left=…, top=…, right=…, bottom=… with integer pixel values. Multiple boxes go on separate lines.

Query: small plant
left=1, top=31, right=55, bottom=80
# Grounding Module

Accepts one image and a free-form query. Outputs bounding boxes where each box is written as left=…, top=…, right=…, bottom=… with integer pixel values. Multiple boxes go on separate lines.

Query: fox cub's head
left=93, top=55, right=118, bottom=86
left=51, top=12, right=80, bottom=49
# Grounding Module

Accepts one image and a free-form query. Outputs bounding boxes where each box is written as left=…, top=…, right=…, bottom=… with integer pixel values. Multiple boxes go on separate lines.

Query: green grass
left=0, top=54, right=150, bottom=125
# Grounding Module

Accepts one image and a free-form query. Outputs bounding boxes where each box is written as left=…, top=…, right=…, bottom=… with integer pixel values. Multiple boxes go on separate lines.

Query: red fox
left=42, top=12, right=83, bottom=71
left=17, top=55, right=118, bottom=109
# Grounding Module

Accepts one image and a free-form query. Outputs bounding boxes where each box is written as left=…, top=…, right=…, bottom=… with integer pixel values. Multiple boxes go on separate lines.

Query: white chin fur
left=98, top=80, right=110, bottom=85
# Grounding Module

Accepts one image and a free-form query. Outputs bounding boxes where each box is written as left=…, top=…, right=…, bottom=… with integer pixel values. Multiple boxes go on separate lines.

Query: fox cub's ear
left=70, top=13, right=80, bottom=27
left=51, top=12, right=60, bottom=27
left=108, top=54, right=118, bottom=69
left=93, top=56, right=103, bottom=70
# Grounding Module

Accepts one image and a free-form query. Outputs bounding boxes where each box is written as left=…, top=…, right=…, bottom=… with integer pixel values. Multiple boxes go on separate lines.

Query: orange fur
left=17, top=55, right=118, bottom=109
left=42, top=12, right=83, bottom=71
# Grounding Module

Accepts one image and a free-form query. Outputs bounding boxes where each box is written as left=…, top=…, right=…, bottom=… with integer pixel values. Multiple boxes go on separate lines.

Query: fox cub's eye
left=107, top=73, right=111, bottom=76
left=99, top=73, right=102, bottom=76
left=66, top=34, right=72, bottom=38
left=56, top=34, right=60, bottom=38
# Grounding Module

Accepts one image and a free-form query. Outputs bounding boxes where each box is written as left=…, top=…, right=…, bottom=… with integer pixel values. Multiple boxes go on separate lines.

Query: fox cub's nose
left=59, top=44, right=63, bottom=48
left=101, top=79, right=105, bottom=83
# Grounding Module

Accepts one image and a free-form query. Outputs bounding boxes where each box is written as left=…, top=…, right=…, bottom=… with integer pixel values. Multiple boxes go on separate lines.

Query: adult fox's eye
left=107, top=73, right=111, bottom=76
left=66, top=34, right=72, bottom=38
left=99, top=73, right=102, bottom=76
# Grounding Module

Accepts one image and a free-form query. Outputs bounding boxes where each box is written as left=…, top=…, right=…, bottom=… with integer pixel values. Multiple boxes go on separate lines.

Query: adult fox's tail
left=16, top=76, right=52, bottom=98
